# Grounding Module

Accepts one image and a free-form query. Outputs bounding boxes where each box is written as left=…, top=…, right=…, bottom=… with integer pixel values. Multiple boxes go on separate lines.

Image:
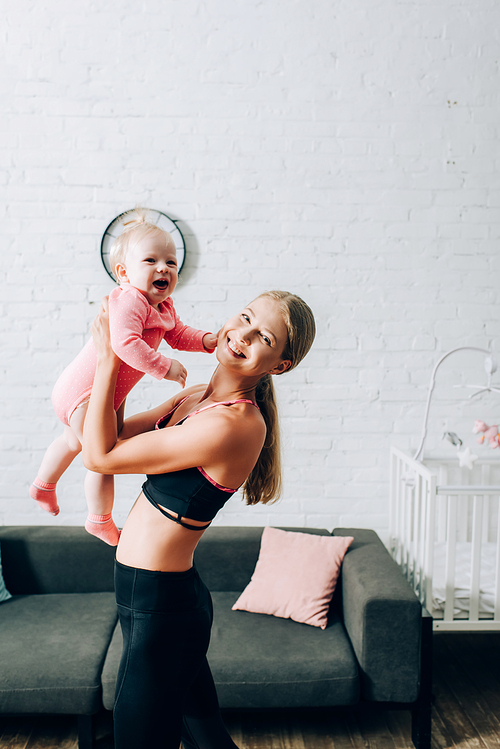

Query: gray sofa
left=0, top=525, right=432, bottom=749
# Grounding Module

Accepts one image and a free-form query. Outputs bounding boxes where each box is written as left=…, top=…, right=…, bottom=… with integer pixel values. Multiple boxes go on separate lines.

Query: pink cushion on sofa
left=232, top=527, right=354, bottom=629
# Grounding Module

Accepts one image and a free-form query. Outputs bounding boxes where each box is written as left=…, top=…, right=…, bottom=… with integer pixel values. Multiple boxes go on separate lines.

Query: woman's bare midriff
left=115, top=491, right=208, bottom=572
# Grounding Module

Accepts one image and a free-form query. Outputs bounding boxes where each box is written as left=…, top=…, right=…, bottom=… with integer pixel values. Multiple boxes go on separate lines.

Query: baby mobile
left=441, top=354, right=500, bottom=469
left=413, top=347, right=500, bottom=469
left=443, top=421, right=500, bottom=470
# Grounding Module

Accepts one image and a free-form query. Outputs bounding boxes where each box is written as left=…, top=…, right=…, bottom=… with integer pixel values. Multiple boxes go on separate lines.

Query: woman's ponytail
left=242, top=374, right=282, bottom=505
left=241, top=290, right=316, bottom=506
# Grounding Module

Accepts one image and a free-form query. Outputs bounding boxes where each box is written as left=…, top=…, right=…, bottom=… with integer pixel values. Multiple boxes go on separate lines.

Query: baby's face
left=116, top=233, right=178, bottom=307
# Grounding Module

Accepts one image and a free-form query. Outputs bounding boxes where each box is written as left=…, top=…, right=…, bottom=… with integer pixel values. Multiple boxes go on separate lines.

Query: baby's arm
left=109, top=289, right=172, bottom=380
left=164, top=309, right=217, bottom=354
left=202, top=332, right=218, bottom=351
left=164, top=318, right=216, bottom=388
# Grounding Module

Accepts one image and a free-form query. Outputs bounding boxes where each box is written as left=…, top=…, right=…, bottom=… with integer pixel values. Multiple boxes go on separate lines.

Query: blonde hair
left=109, top=208, right=175, bottom=275
left=242, top=290, right=316, bottom=506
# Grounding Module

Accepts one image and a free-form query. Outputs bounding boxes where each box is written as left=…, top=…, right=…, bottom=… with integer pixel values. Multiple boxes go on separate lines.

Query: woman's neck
left=201, top=365, right=260, bottom=404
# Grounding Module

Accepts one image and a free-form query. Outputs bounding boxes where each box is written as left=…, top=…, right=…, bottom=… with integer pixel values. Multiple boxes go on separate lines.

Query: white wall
left=2, top=0, right=499, bottom=540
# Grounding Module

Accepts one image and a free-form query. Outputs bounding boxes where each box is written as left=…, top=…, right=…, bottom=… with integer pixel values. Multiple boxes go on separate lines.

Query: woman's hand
left=91, top=297, right=121, bottom=368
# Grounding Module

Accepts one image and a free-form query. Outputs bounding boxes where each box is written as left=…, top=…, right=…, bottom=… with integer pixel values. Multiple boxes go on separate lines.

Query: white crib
left=390, top=446, right=500, bottom=631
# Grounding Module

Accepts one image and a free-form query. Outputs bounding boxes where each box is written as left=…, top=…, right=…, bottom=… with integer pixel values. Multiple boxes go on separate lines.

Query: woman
left=83, top=290, right=316, bottom=749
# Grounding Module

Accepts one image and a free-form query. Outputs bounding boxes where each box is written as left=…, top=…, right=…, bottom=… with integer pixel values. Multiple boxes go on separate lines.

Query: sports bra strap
left=184, top=399, right=260, bottom=420
left=155, top=395, right=191, bottom=425
left=156, top=396, right=260, bottom=430
left=173, top=399, right=259, bottom=427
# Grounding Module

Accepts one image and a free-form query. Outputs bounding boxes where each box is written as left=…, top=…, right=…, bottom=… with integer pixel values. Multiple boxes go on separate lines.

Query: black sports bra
left=142, top=396, right=260, bottom=531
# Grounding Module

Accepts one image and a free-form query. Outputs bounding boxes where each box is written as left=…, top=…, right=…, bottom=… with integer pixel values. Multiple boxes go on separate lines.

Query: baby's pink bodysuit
left=52, top=284, right=213, bottom=426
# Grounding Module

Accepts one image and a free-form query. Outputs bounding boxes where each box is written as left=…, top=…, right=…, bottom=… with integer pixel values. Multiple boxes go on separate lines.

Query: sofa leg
left=411, top=610, right=433, bottom=749
left=412, top=703, right=432, bottom=749
left=78, top=714, right=95, bottom=749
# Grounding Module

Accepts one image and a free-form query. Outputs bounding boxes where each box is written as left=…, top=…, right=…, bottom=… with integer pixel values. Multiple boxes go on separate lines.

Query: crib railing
left=390, top=446, right=500, bottom=631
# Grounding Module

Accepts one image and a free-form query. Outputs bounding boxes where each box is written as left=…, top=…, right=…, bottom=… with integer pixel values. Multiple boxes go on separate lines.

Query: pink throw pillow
left=232, top=527, right=354, bottom=629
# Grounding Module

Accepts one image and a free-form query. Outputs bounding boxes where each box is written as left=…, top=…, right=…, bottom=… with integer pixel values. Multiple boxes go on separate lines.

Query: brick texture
left=1, top=0, right=499, bottom=541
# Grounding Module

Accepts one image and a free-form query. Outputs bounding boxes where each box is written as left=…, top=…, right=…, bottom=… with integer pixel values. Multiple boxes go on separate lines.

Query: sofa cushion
left=211, top=592, right=360, bottom=707
left=101, top=591, right=360, bottom=711
left=232, top=528, right=353, bottom=629
left=0, top=527, right=116, bottom=594
left=0, top=592, right=117, bottom=714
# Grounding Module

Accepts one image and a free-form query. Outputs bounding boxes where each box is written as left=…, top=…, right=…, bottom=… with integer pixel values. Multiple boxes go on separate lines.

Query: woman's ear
left=269, top=359, right=292, bottom=375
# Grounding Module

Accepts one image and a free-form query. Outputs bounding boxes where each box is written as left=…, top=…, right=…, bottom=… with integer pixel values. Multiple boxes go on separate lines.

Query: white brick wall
left=1, top=0, right=499, bottom=542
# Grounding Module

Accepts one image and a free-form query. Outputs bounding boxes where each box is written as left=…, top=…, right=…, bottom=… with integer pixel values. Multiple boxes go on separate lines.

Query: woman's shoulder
left=191, top=399, right=266, bottom=452
left=165, top=384, right=206, bottom=415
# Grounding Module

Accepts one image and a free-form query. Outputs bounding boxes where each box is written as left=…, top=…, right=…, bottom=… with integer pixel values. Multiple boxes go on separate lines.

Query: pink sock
left=85, top=513, right=121, bottom=546
left=30, top=479, right=60, bottom=516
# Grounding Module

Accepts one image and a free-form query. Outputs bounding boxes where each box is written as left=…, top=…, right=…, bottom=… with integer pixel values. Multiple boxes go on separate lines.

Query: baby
left=30, top=211, right=217, bottom=545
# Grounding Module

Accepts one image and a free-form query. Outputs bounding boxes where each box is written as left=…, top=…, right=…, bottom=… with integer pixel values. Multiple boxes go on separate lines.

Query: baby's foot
left=30, top=480, right=60, bottom=516
left=85, top=514, right=121, bottom=546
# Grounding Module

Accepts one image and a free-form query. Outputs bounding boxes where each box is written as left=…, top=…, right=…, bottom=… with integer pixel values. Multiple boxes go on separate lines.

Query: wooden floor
left=1, top=632, right=500, bottom=748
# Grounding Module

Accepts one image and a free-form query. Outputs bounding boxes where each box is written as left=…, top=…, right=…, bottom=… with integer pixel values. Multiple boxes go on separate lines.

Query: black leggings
left=114, top=560, right=238, bottom=749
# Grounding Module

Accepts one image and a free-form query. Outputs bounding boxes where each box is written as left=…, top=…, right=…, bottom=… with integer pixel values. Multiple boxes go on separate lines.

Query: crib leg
left=411, top=610, right=433, bottom=749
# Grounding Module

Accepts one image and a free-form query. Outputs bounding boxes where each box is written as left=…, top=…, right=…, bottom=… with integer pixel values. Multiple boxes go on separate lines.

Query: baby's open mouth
left=153, top=280, right=169, bottom=290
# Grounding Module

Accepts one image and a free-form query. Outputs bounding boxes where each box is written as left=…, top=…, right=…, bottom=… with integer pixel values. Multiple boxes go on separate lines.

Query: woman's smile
left=218, top=297, right=292, bottom=376
left=226, top=337, right=246, bottom=358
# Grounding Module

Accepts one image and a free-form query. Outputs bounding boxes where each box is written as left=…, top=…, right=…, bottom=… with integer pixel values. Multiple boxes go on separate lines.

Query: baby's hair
left=110, top=208, right=176, bottom=275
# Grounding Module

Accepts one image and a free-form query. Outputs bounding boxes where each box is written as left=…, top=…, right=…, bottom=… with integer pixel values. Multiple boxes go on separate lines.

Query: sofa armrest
left=0, top=526, right=116, bottom=594
left=334, top=528, right=422, bottom=704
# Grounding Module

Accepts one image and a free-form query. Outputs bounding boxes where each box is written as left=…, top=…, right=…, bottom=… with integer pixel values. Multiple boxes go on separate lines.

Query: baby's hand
left=164, top=359, right=187, bottom=389
left=203, top=332, right=219, bottom=351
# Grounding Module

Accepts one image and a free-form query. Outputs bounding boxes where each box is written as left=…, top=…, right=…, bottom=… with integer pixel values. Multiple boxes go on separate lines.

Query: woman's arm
left=84, top=405, right=264, bottom=481
left=82, top=299, right=122, bottom=468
